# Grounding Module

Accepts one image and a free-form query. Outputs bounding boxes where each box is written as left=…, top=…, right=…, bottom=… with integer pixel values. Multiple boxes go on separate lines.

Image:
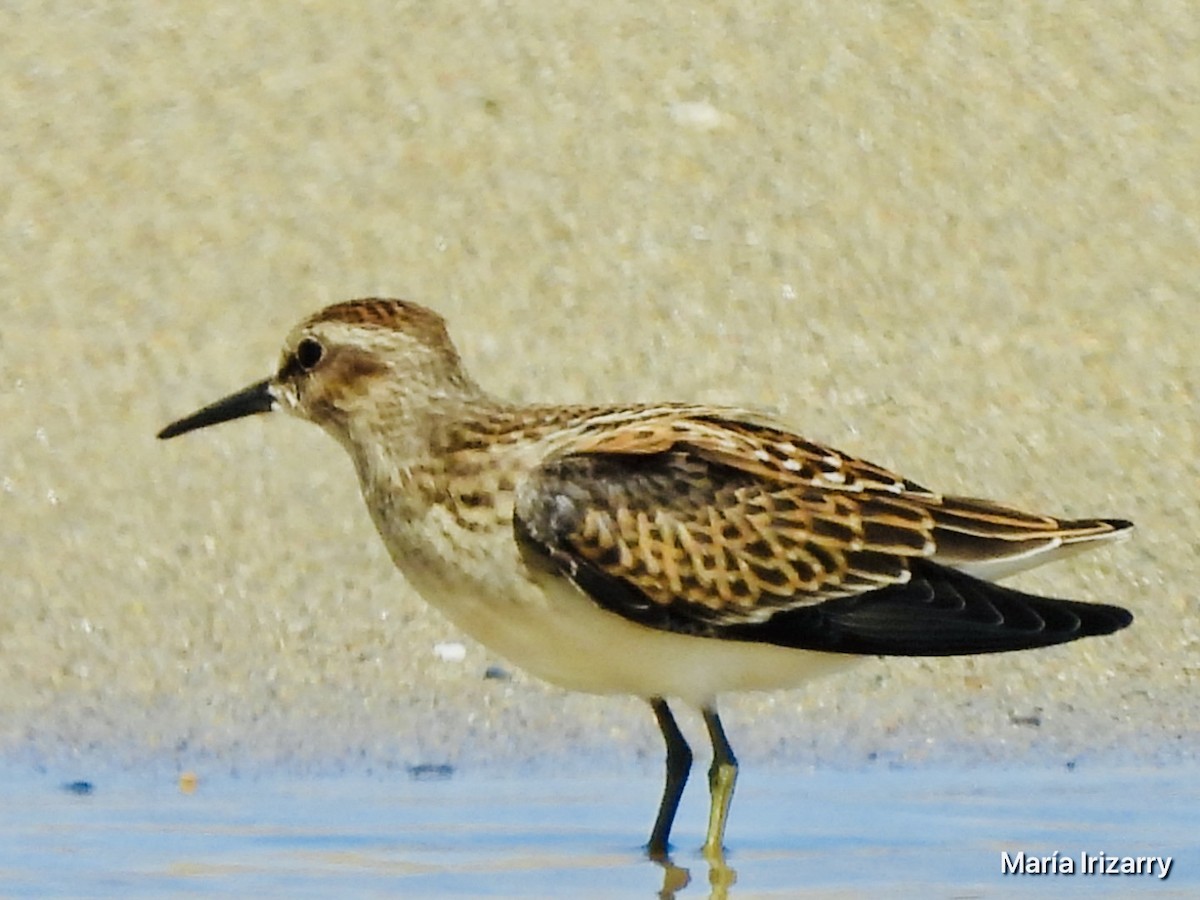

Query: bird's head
left=158, top=299, right=477, bottom=447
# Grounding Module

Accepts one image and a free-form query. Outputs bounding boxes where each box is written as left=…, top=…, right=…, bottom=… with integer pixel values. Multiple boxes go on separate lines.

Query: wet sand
left=1, top=764, right=1195, bottom=897
left=1, top=1, right=1197, bottom=893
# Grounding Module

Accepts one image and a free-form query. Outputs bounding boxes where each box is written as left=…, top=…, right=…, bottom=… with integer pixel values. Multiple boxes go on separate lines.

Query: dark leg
left=701, top=704, right=738, bottom=861
left=646, top=697, right=693, bottom=859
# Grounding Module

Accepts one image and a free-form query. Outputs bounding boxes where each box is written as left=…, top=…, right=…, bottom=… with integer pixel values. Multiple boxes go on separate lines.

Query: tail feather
left=928, top=495, right=1133, bottom=580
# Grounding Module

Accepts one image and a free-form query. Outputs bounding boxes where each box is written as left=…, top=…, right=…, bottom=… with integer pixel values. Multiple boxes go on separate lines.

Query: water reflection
left=654, top=855, right=738, bottom=899
left=0, top=765, right=1193, bottom=897
left=655, top=858, right=691, bottom=897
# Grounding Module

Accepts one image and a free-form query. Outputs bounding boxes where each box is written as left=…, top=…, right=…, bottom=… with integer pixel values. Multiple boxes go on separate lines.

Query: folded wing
left=513, top=414, right=1132, bottom=656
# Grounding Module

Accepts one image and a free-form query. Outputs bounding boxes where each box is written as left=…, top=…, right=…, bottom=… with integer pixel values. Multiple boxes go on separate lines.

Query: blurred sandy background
left=2, top=2, right=1195, bottom=774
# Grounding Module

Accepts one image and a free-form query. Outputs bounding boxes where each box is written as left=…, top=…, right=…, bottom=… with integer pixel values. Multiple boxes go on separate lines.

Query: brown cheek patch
left=329, top=346, right=390, bottom=383
left=305, top=347, right=389, bottom=417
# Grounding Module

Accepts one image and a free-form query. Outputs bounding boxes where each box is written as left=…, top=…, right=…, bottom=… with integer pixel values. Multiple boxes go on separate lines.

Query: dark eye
left=296, top=337, right=324, bottom=370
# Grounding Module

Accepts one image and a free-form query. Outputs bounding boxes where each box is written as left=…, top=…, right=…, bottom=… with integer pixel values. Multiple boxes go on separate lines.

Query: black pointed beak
left=158, top=378, right=276, bottom=439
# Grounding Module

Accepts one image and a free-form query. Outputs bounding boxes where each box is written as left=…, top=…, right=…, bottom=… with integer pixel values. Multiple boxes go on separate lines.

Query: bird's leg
left=701, top=704, right=738, bottom=863
left=646, top=697, right=693, bottom=860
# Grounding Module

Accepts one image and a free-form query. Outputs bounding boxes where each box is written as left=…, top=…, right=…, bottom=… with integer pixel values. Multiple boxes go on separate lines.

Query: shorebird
left=159, top=299, right=1133, bottom=861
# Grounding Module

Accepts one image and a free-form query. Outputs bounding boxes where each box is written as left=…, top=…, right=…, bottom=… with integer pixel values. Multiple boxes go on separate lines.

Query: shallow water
left=0, top=763, right=1193, bottom=898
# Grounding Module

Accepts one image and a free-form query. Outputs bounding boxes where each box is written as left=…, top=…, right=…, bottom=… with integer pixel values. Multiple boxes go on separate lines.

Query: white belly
left=385, top=506, right=861, bottom=708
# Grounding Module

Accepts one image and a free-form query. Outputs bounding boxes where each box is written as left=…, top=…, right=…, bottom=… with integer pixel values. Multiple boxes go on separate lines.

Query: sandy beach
left=3, top=1, right=1196, bottom=781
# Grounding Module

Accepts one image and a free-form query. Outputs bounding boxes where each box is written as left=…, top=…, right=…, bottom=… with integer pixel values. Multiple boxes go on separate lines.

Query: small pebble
left=1009, top=712, right=1043, bottom=728
left=407, top=763, right=454, bottom=781
left=432, top=641, right=466, bottom=662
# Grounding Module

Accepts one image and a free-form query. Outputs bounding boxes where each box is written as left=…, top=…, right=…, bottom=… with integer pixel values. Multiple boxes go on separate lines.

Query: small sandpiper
left=159, top=299, right=1133, bottom=861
